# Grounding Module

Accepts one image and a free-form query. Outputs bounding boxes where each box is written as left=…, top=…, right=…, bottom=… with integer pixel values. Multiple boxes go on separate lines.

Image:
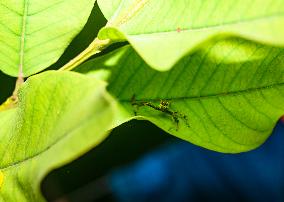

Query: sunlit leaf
left=0, top=71, right=115, bottom=201
left=98, top=0, right=284, bottom=70
left=0, top=0, right=96, bottom=77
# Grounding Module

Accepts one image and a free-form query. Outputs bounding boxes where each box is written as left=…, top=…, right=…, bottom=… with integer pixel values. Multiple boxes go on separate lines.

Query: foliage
left=0, top=0, right=283, bottom=201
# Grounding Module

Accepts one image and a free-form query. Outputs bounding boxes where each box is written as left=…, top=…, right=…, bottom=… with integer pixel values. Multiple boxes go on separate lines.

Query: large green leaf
left=77, top=41, right=284, bottom=153
left=0, top=0, right=96, bottom=77
left=0, top=71, right=116, bottom=201
left=97, top=0, right=284, bottom=71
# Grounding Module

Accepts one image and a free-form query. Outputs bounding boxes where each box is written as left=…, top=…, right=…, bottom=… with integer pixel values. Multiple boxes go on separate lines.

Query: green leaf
left=76, top=41, right=284, bottom=153
left=97, top=0, right=284, bottom=71
left=0, top=0, right=96, bottom=77
left=0, top=71, right=116, bottom=201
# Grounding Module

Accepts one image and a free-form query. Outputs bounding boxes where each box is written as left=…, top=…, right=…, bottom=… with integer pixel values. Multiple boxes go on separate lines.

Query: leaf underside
left=77, top=40, right=284, bottom=153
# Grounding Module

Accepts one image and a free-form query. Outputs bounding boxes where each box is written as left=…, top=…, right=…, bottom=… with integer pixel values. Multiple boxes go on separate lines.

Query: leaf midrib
left=119, top=82, right=284, bottom=102
left=108, top=0, right=150, bottom=27
left=19, top=0, right=29, bottom=77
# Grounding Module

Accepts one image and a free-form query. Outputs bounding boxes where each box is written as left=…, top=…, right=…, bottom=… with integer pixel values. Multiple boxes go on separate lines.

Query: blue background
left=109, top=121, right=284, bottom=202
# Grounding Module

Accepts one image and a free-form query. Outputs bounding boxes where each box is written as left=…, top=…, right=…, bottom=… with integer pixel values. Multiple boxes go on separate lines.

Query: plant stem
left=60, top=38, right=111, bottom=71
left=0, top=73, right=24, bottom=111
left=11, top=73, right=24, bottom=102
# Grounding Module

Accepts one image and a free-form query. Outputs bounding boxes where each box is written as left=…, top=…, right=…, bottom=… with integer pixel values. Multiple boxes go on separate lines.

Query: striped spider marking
left=131, top=95, right=189, bottom=130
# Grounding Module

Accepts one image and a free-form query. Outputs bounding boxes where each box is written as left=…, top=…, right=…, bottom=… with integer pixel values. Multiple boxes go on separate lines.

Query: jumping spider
left=131, top=95, right=189, bottom=130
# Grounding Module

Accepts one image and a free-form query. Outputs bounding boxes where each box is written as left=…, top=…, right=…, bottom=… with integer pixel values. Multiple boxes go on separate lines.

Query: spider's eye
left=163, top=101, right=169, bottom=106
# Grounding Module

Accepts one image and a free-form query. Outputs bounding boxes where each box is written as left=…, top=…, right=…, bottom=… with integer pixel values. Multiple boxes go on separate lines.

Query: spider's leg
left=170, top=112, right=179, bottom=131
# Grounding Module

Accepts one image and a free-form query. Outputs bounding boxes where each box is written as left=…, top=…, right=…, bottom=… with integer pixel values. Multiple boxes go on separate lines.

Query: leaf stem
left=0, top=74, right=24, bottom=111
left=59, top=38, right=111, bottom=71
left=12, top=73, right=24, bottom=101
